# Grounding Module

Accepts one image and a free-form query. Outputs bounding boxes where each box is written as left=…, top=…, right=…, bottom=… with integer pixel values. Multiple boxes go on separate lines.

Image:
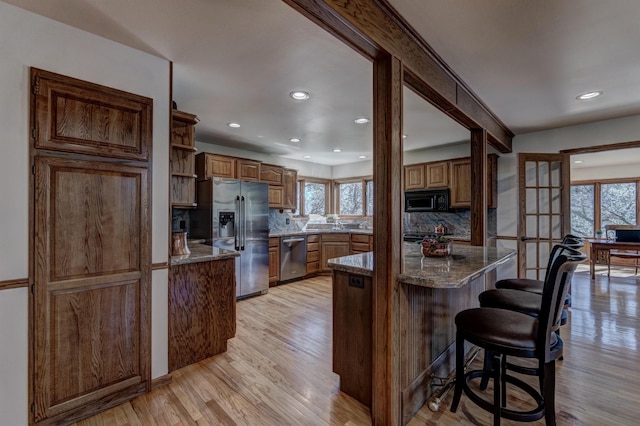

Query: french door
left=518, top=153, right=571, bottom=279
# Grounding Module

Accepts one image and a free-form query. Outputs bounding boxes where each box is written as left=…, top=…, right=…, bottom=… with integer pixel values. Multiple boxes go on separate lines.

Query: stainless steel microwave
left=404, top=189, right=449, bottom=212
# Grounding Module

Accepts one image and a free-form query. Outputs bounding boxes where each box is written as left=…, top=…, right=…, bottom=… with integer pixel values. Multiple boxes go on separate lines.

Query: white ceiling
left=5, top=0, right=640, bottom=167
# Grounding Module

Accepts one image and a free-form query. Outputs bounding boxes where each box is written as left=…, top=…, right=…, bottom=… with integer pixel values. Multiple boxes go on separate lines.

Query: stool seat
left=479, top=289, right=568, bottom=327
left=495, top=278, right=543, bottom=294
left=456, top=307, right=559, bottom=356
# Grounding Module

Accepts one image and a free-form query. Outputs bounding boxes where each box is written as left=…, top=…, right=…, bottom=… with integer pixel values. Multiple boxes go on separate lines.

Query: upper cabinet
left=195, top=152, right=261, bottom=181
left=261, top=164, right=297, bottom=210
left=404, top=155, right=498, bottom=208
left=282, top=168, right=297, bottom=210
left=171, top=110, right=198, bottom=207
left=425, top=161, right=449, bottom=188
left=404, top=164, right=425, bottom=190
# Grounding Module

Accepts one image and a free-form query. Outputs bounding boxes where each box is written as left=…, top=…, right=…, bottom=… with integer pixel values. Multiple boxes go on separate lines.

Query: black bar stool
left=450, top=246, right=586, bottom=426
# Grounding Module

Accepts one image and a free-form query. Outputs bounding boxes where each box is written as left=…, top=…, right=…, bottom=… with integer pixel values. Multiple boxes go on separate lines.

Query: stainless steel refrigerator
left=192, top=178, right=269, bottom=299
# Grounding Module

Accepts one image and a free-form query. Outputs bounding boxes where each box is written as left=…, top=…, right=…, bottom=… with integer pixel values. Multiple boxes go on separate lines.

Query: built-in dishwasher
left=280, top=236, right=307, bottom=281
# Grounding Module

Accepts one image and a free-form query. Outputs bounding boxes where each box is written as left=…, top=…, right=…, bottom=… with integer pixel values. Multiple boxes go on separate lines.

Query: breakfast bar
left=328, top=243, right=516, bottom=423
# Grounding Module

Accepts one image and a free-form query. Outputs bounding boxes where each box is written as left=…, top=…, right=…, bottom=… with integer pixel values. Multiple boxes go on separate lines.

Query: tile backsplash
left=404, top=209, right=497, bottom=236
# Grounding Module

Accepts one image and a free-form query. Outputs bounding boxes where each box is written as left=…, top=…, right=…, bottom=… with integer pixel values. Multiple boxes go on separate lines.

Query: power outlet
left=285, top=218, right=290, bottom=225
left=349, top=275, right=364, bottom=288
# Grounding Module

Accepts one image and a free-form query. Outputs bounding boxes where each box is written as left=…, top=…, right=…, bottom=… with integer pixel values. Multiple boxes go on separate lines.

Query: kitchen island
left=169, top=243, right=240, bottom=371
left=328, top=243, right=515, bottom=423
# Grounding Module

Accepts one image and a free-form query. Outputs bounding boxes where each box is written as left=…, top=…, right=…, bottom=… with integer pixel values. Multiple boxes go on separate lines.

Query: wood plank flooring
left=74, top=270, right=640, bottom=425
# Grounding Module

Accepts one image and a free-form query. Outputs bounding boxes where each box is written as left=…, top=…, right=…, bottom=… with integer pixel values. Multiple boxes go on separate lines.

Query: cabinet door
left=268, top=185, right=284, bottom=208
left=268, top=238, right=280, bottom=284
left=207, top=154, right=236, bottom=179
left=321, top=241, right=351, bottom=272
left=33, top=157, right=150, bottom=423
left=450, top=159, right=472, bottom=207
left=426, top=161, right=449, bottom=188
left=237, top=159, right=261, bottom=181
left=282, top=168, right=297, bottom=209
left=261, top=164, right=284, bottom=185
left=404, top=164, right=425, bottom=190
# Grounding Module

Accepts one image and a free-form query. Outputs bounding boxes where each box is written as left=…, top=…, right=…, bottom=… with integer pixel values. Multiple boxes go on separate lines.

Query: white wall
left=571, top=163, right=640, bottom=181
left=0, top=3, right=170, bottom=424
left=496, top=114, right=640, bottom=239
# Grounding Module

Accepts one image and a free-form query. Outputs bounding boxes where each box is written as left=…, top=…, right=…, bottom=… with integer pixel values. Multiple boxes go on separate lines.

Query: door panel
left=518, top=153, right=570, bottom=279
left=34, top=156, right=150, bottom=423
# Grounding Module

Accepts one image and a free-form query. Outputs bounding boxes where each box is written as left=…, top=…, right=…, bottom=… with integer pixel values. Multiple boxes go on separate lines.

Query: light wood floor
left=74, top=270, right=640, bottom=425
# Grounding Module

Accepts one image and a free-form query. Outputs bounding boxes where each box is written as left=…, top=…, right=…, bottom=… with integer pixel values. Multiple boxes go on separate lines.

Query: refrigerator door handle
left=235, top=195, right=241, bottom=250
left=241, top=195, right=246, bottom=250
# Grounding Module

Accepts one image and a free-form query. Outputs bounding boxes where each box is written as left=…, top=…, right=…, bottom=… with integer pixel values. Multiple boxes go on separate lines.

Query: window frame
left=296, top=176, right=332, bottom=217
left=333, top=176, right=373, bottom=218
left=571, top=177, right=640, bottom=237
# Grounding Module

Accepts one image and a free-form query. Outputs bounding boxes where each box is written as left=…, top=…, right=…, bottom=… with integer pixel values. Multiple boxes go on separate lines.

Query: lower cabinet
left=321, top=233, right=351, bottom=272
left=306, top=234, right=320, bottom=275
left=351, top=233, right=373, bottom=253
left=169, top=258, right=236, bottom=372
left=269, top=237, right=280, bottom=285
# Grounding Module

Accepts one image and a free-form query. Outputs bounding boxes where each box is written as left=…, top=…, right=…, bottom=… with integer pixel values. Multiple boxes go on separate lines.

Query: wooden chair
left=605, top=225, right=640, bottom=276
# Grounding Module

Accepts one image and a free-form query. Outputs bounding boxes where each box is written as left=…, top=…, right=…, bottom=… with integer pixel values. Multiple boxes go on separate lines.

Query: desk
left=588, top=239, right=640, bottom=279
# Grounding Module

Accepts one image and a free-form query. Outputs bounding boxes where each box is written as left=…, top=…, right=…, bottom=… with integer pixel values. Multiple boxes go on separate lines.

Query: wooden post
left=372, top=54, right=403, bottom=425
left=471, top=129, right=487, bottom=246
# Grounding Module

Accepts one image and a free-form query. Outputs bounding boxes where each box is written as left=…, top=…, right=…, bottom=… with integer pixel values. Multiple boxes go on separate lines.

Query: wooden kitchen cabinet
left=449, top=154, right=498, bottom=208
left=426, top=161, right=449, bottom=188
left=282, top=168, right=298, bottom=210
left=269, top=237, right=280, bottom=285
left=260, top=164, right=284, bottom=185
left=237, top=158, right=261, bottom=181
left=306, top=234, right=320, bottom=276
left=195, top=153, right=261, bottom=181
left=171, top=110, right=198, bottom=207
left=169, top=258, right=236, bottom=372
left=351, top=233, right=373, bottom=254
left=321, top=233, right=351, bottom=272
left=404, top=164, right=425, bottom=190
left=268, top=186, right=284, bottom=208
left=449, top=158, right=472, bottom=207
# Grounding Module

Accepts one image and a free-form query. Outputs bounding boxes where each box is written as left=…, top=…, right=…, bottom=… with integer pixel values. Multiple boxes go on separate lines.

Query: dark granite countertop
left=269, top=229, right=373, bottom=237
left=327, top=243, right=515, bottom=288
left=171, top=243, right=240, bottom=266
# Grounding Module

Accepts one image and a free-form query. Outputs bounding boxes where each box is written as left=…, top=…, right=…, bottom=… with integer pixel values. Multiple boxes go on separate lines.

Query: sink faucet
left=333, top=220, right=343, bottom=230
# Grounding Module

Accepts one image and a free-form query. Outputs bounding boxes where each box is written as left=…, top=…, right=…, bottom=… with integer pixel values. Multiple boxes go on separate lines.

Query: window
left=334, top=177, right=373, bottom=217
left=571, top=179, right=639, bottom=237
left=296, top=177, right=330, bottom=216
left=366, top=179, right=374, bottom=216
left=337, top=182, right=363, bottom=215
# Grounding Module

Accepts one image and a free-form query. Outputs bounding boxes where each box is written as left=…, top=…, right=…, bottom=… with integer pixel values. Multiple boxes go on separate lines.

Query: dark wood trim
left=150, top=374, right=173, bottom=391
left=496, top=235, right=518, bottom=241
left=572, top=177, right=640, bottom=185
left=372, top=54, right=403, bottom=426
left=152, top=262, right=169, bottom=271
left=0, top=278, right=29, bottom=291
left=470, top=129, right=487, bottom=246
left=560, top=139, right=640, bottom=155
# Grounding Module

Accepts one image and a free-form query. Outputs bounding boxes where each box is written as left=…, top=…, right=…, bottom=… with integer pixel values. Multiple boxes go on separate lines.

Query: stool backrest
left=561, top=234, right=584, bottom=249
left=538, top=245, right=586, bottom=362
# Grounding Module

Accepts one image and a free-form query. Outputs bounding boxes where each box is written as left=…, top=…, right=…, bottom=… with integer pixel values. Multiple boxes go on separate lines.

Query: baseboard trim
left=151, top=374, right=173, bottom=391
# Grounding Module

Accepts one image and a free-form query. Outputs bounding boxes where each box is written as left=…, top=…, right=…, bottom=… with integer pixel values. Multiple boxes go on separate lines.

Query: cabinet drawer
left=351, top=242, right=371, bottom=252
left=306, top=261, right=320, bottom=274
left=307, top=234, right=320, bottom=243
left=322, top=233, right=350, bottom=242
left=269, top=237, right=280, bottom=248
left=351, top=234, right=371, bottom=243
left=307, top=251, right=320, bottom=263
left=307, top=242, right=319, bottom=252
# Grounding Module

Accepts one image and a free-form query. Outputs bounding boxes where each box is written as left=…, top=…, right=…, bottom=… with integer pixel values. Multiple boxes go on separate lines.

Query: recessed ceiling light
left=289, top=137, right=301, bottom=143
left=227, top=122, right=240, bottom=128
left=358, top=155, right=367, bottom=159
left=289, top=91, right=310, bottom=101
left=354, top=117, right=370, bottom=124
left=576, top=91, right=603, bottom=100
left=303, top=155, right=312, bottom=159
left=574, top=160, right=583, bottom=164
left=333, top=148, right=342, bottom=153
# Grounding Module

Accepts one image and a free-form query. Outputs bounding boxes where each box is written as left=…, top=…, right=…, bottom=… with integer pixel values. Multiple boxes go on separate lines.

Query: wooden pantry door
left=518, top=153, right=571, bottom=279
left=32, top=156, right=150, bottom=424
